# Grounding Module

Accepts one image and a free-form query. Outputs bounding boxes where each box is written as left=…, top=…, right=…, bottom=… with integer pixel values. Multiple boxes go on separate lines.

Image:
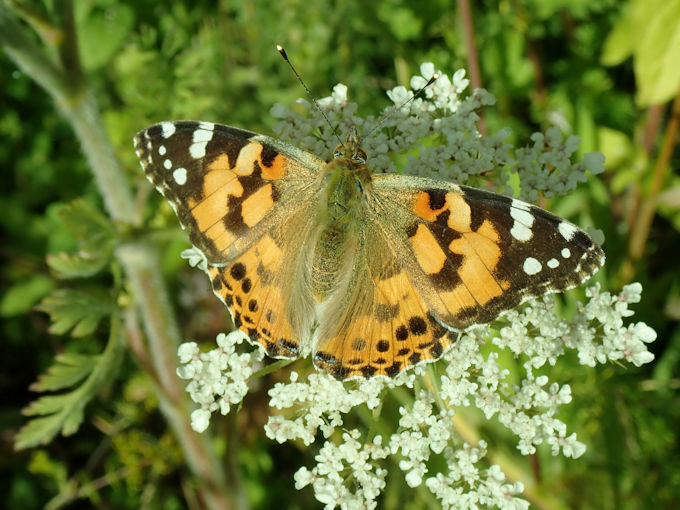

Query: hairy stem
left=0, top=5, right=235, bottom=509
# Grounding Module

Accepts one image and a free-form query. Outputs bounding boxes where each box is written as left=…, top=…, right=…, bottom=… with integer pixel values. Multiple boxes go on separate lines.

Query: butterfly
left=134, top=120, right=604, bottom=380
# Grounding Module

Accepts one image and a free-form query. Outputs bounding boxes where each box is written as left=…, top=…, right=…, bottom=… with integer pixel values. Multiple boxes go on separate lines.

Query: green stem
left=0, top=5, right=235, bottom=509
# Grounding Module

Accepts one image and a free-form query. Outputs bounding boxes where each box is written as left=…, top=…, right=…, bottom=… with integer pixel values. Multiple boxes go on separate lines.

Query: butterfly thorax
left=310, top=142, right=373, bottom=301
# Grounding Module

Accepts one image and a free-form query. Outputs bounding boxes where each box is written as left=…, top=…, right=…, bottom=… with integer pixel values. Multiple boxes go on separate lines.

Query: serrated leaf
left=58, top=199, right=115, bottom=251
left=23, top=393, right=80, bottom=416
left=48, top=199, right=115, bottom=279
left=16, top=412, right=86, bottom=450
left=37, top=288, right=114, bottom=337
left=30, top=353, right=99, bottom=392
left=15, top=314, right=124, bottom=450
left=47, top=250, right=111, bottom=279
left=0, top=275, right=55, bottom=317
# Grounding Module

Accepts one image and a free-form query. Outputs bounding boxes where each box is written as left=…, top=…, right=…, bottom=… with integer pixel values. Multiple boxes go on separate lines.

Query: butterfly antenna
left=359, top=73, right=440, bottom=144
left=277, top=45, right=344, bottom=147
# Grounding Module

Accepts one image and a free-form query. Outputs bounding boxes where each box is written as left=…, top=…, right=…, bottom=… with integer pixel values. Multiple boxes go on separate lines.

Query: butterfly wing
left=312, top=220, right=457, bottom=379
left=135, top=121, right=323, bottom=358
left=371, top=173, right=604, bottom=328
left=313, top=173, right=604, bottom=379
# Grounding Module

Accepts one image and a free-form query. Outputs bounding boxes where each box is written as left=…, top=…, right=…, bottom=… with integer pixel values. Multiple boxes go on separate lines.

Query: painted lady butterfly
left=134, top=118, right=604, bottom=380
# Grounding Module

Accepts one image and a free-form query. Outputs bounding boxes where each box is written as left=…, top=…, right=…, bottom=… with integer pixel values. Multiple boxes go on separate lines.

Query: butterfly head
left=332, top=128, right=367, bottom=167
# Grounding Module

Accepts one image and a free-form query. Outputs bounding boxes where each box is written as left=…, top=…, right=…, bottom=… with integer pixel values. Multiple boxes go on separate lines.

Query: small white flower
left=190, top=408, right=211, bottom=433
left=180, top=247, right=208, bottom=272
left=177, top=342, right=199, bottom=364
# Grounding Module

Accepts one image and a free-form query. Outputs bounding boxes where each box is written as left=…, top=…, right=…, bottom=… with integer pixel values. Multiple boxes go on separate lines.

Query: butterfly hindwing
left=313, top=219, right=457, bottom=379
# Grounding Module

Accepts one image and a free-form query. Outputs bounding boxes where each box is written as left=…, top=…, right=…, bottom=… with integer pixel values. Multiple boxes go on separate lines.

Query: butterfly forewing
left=135, top=121, right=323, bottom=360
left=134, top=121, right=320, bottom=262
left=370, top=174, right=604, bottom=329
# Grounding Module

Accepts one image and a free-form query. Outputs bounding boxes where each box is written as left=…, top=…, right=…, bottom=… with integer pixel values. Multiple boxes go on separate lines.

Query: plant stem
left=457, top=0, right=486, bottom=135
left=0, top=5, right=235, bottom=509
left=622, top=90, right=680, bottom=282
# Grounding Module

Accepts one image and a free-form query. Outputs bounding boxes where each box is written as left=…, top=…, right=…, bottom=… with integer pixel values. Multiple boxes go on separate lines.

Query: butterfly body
left=311, top=146, right=369, bottom=300
left=135, top=121, right=604, bottom=380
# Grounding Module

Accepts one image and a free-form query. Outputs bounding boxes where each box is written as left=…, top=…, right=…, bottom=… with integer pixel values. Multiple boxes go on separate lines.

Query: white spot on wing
left=192, top=128, right=214, bottom=143
left=190, top=142, right=208, bottom=159
left=163, top=159, right=173, bottom=170
left=561, top=247, right=571, bottom=258
left=158, top=145, right=167, bottom=155
left=523, top=257, right=542, bottom=275
left=173, top=167, right=187, bottom=185
left=510, top=223, right=532, bottom=241
left=509, top=200, right=535, bottom=241
left=199, top=121, right=215, bottom=131
left=558, top=221, right=577, bottom=241
left=161, top=122, right=176, bottom=138
left=547, top=258, right=559, bottom=268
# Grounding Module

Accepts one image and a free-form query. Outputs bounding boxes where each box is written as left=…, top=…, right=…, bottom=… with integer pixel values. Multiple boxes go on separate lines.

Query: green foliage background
left=1, top=0, right=679, bottom=508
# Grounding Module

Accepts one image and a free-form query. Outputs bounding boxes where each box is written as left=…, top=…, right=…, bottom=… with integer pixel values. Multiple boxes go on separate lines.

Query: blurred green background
left=1, top=0, right=679, bottom=508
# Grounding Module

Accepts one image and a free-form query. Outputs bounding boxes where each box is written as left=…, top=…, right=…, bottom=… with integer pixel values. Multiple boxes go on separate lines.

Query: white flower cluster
left=568, top=282, right=655, bottom=367
left=512, top=128, right=605, bottom=201
left=425, top=442, right=528, bottom=510
left=265, top=371, right=390, bottom=445
left=293, top=430, right=390, bottom=510
left=495, top=283, right=656, bottom=370
left=271, top=62, right=604, bottom=200
left=438, top=332, right=585, bottom=458
left=176, top=330, right=263, bottom=432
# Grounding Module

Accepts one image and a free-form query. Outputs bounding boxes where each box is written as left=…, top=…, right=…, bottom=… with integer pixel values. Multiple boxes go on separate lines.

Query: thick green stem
left=0, top=5, right=235, bottom=509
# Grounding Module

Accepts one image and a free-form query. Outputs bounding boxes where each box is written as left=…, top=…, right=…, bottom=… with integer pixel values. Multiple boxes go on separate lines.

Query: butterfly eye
left=352, top=149, right=367, bottom=164
left=334, top=149, right=344, bottom=159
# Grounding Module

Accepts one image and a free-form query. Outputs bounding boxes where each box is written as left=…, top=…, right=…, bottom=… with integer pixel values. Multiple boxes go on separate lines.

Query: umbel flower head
left=176, top=64, right=655, bottom=509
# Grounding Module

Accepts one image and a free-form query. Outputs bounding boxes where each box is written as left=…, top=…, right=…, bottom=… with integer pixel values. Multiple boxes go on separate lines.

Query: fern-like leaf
left=37, top=288, right=114, bottom=337
left=15, top=314, right=123, bottom=450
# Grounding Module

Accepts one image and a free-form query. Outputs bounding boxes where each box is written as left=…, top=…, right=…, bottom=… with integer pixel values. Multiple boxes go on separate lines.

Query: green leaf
left=598, top=126, right=634, bottom=170
left=46, top=250, right=111, bottom=279
left=602, top=0, right=680, bottom=105
left=76, top=2, right=135, bottom=71
left=0, top=274, right=55, bottom=317
left=47, top=199, right=115, bottom=279
left=30, top=352, right=99, bottom=392
left=23, top=393, right=82, bottom=416
left=57, top=199, right=115, bottom=251
left=632, top=0, right=680, bottom=106
left=17, top=407, right=87, bottom=450
left=376, top=3, right=422, bottom=41
left=601, top=8, right=634, bottom=66
left=37, top=288, right=114, bottom=337
left=15, top=314, right=124, bottom=450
